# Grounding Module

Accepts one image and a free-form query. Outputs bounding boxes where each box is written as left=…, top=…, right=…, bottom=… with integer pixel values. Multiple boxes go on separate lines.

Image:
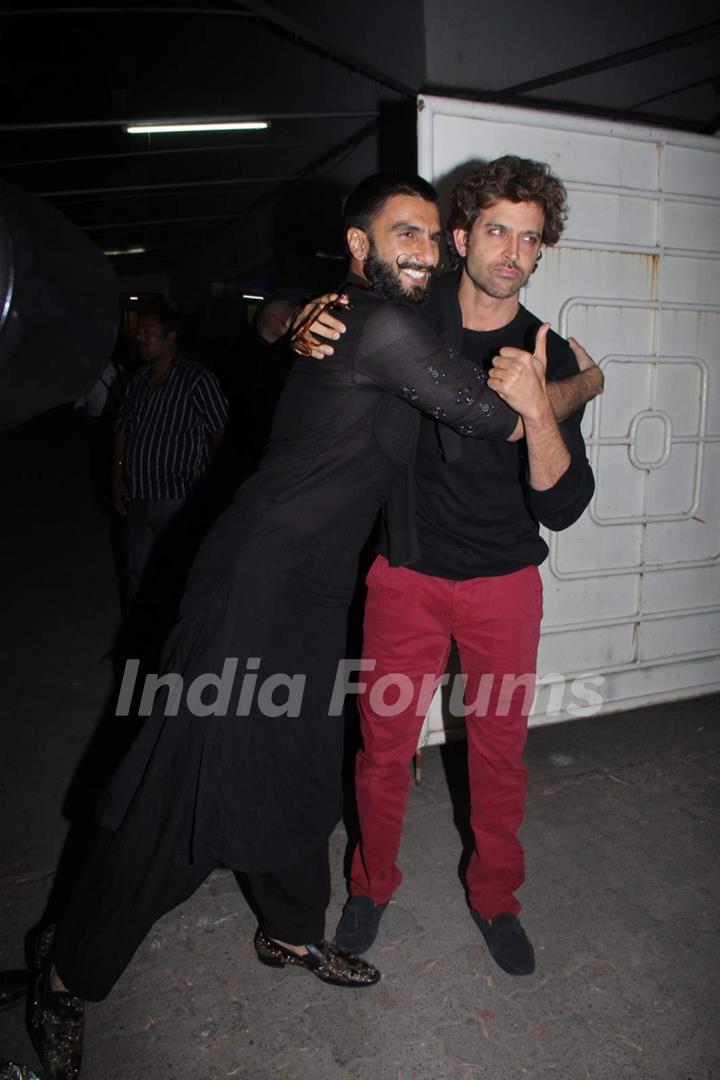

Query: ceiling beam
left=3, top=4, right=417, bottom=99
left=421, top=82, right=716, bottom=134
left=628, top=73, right=720, bottom=110
left=502, top=20, right=720, bottom=96
left=0, top=5, right=256, bottom=15
left=0, top=141, right=320, bottom=170
left=82, top=213, right=249, bottom=231
left=78, top=118, right=377, bottom=238
left=232, top=0, right=415, bottom=99
left=41, top=176, right=292, bottom=199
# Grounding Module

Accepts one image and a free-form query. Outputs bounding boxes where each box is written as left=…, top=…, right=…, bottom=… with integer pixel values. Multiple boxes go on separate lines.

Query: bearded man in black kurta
left=29, top=174, right=540, bottom=1078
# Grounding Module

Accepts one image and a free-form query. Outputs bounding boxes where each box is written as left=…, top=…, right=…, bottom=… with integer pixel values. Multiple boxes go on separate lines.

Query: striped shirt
left=117, top=357, right=227, bottom=500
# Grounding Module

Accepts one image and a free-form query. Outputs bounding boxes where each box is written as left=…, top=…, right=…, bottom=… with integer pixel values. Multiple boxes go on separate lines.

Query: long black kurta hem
left=96, top=277, right=518, bottom=874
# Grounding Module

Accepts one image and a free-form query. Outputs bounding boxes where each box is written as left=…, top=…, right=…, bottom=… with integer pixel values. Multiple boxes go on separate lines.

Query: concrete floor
left=0, top=409, right=718, bottom=1080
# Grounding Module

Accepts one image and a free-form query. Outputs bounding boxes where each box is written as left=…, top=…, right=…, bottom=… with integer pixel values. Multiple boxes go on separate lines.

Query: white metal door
left=416, top=96, right=720, bottom=739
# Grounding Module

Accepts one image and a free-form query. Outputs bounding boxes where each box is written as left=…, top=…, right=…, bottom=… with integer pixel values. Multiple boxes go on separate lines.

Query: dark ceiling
left=1, top=2, right=718, bottom=289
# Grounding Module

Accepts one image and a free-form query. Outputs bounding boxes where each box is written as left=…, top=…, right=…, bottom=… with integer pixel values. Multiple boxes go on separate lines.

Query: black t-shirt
left=383, top=304, right=593, bottom=579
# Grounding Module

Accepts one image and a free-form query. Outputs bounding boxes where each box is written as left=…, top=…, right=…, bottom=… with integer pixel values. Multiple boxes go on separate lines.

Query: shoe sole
left=256, top=953, right=380, bottom=988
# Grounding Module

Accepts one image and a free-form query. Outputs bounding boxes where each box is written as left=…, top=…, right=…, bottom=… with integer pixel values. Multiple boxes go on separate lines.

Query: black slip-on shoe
left=471, top=911, right=535, bottom=976
left=254, top=929, right=381, bottom=988
left=0, top=970, right=28, bottom=1012
left=334, top=896, right=389, bottom=954
left=27, top=926, right=84, bottom=1080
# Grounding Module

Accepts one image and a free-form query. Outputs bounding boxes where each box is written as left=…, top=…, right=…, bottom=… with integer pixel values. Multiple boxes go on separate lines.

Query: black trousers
left=53, top=812, right=331, bottom=1002
left=125, top=497, right=187, bottom=601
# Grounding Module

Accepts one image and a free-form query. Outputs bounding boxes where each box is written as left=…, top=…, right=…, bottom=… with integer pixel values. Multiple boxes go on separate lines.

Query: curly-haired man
left=333, top=156, right=601, bottom=975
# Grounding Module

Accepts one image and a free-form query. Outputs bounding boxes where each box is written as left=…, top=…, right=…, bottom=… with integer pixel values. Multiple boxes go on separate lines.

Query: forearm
left=524, top=404, right=571, bottom=491
left=546, top=367, right=603, bottom=421
left=256, top=300, right=295, bottom=344
left=358, top=306, right=520, bottom=441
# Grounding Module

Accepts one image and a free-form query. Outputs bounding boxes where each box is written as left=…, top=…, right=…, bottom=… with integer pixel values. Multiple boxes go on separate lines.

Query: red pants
left=350, top=556, right=543, bottom=919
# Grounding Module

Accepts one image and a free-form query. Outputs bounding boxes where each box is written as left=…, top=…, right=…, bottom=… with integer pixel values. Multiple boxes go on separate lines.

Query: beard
left=364, top=240, right=433, bottom=306
left=465, top=260, right=533, bottom=300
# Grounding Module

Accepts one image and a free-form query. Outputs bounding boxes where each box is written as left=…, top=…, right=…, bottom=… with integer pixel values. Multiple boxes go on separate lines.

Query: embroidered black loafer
left=471, top=911, right=535, bottom=975
left=254, top=928, right=381, bottom=987
left=334, top=895, right=389, bottom=954
left=27, top=926, right=84, bottom=1080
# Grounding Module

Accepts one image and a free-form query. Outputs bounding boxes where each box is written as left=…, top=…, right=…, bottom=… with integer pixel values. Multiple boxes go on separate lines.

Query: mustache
left=395, top=255, right=437, bottom=275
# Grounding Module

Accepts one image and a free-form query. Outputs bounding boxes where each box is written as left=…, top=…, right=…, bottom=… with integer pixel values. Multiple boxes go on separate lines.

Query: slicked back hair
left=343, top=172, right=439, bottom=237
left=448, top=156, right=568, bottom=257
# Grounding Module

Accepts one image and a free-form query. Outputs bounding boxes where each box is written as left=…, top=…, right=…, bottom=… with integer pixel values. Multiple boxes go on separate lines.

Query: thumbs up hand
left=487, top=323, right=552, bottom=422
left=531, top=322, right=549, bottom=380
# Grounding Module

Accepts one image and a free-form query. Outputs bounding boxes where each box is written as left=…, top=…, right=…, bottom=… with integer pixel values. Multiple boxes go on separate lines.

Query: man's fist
left=487, top=323, right=551, bottom=421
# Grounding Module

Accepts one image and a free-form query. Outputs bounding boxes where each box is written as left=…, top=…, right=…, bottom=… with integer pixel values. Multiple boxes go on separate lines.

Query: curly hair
left=447, top=156, right=568, bottom=257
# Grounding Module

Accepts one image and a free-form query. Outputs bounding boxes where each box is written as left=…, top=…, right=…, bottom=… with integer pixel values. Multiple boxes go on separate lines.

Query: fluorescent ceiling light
left=125, top=121, right=269, bottom=134
left=242, top=293, right=265, bottom=301
left=128, top=295, right=139, bottom=300
left=103, top=246, right=146, bottom=256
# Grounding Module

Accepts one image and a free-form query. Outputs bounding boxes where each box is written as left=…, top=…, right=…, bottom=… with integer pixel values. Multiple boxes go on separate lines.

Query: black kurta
left=98, top=278, right=518, bottom=872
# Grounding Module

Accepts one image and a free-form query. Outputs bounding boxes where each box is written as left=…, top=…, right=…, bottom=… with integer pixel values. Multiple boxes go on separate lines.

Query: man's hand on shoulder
left=291, top=293, right=349, bottom=358
left=257, top=293, right=350, bottom=355
left=543, top=336, right=604, bottom=421
left=568, top=336, right=604, bottom=395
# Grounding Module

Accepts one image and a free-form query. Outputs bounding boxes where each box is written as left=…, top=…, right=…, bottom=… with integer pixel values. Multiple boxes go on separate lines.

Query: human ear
left=347, top=227, right=369, bottom=261
left=452, top=228, right=468, bottom=257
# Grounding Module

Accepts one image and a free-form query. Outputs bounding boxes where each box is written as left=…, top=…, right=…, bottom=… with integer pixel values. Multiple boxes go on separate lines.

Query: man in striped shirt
left=112, top=306, right=227, bottom=603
